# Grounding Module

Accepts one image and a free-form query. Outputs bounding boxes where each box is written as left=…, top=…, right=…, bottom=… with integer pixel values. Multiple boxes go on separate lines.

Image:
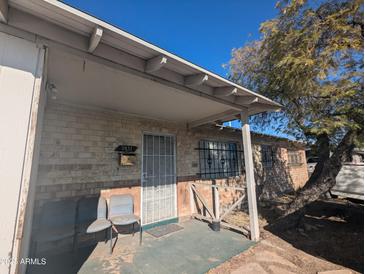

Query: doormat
left=146, top=223, right=183, bottom=238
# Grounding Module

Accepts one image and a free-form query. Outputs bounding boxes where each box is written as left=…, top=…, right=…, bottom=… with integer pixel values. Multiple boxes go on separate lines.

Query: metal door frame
left=140, top=132, right=177, bottom=226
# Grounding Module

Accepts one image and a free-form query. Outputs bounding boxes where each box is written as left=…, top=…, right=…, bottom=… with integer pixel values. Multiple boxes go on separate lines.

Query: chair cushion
left=86, top=219, right=111, bottom=233
left=110, top=214, right=139, bottom=226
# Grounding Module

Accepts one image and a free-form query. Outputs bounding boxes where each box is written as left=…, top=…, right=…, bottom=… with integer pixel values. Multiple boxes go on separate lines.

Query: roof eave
left=8, top=0, right=282, bottom=112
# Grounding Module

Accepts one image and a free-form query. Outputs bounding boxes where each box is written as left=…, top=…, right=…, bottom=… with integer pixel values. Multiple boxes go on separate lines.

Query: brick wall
left=35, top=102, right=308, bottom=215
left=288, top=149, right=308, bottom=189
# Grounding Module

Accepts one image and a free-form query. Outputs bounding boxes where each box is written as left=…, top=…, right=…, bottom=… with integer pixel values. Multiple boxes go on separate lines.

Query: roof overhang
left=46, top=47, right=247, bottom=124
left=4, top=0, right=282, bottom=126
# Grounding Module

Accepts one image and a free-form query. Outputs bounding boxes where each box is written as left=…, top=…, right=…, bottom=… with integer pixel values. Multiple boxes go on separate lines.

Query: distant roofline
left=213, top=124, right=306, bottom=145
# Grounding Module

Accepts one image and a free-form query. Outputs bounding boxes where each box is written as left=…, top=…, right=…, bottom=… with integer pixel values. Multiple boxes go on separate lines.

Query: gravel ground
left=208, top=198, right=363, bottom=274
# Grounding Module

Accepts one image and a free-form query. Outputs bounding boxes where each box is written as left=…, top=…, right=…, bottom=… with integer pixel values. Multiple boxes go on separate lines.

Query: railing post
left=240, top=110, right=260, bottom=241
left=189, top=183, right=195, bottom=217
left=213, top=185, right=220, bottom=220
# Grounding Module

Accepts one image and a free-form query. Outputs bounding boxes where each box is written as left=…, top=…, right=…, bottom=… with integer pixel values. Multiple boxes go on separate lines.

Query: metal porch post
left=240, top=110, right=260, bottom=241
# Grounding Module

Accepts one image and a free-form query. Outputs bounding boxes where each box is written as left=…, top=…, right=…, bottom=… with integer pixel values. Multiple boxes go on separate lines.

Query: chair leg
left=112, top=225, right=119, bottom=234
left=139, top=222, right=142, bottom=246
left=132, top=223, right=135, bottom=237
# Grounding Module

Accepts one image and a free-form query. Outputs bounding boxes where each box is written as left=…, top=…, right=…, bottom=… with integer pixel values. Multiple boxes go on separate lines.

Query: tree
left=227, top=0, right=363, bottom=215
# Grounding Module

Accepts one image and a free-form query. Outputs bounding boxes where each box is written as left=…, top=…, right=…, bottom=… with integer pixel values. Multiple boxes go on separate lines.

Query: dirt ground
left=209, top=197, right=364, bottom=274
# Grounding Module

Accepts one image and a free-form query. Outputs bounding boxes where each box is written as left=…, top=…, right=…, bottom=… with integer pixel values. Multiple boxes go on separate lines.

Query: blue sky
left=62, top=0, right=279, bottom=77
left=62, top=0, right=290, bottom=138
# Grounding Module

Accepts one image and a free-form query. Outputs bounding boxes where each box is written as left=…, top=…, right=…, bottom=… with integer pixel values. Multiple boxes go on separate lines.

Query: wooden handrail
left=191, top=181, right=246, bottom=191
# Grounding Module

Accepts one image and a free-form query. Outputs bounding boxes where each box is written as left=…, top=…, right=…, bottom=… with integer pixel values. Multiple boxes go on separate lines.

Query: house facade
left=34, top=102, right=308, bottom=223
left=0, top=1, right=307, bottom=273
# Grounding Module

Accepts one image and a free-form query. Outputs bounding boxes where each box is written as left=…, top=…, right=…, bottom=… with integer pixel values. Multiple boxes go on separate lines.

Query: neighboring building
left=249, top=131, right=308, bottom=198
left=306, top=146, right=364, bottom=200
left=332, top=148, right=364, bottom=200
left=0, top=1, right=308, bottom=273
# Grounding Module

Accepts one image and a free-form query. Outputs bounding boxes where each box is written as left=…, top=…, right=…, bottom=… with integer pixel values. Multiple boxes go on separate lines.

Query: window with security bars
left=197, top=140, right=241, bottom=179
left=288, top=150, right=303, bottom=166
left=261, top=145, right=275, bottom=168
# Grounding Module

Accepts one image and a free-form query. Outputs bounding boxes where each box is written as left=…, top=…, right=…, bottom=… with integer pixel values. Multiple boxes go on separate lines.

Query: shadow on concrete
left=27, top=245, right=96, bottom=274
left=27, top=196, right=109, bottom=274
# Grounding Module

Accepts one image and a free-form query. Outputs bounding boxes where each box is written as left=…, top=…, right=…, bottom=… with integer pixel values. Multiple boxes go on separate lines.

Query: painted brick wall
left=38, top=103, right=242, bottom=186
left=35, top=102, right=308, bottom=209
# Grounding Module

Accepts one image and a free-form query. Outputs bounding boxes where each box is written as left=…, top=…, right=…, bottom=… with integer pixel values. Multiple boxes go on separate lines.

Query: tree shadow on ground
left=262, top=199, right=364, bottom=273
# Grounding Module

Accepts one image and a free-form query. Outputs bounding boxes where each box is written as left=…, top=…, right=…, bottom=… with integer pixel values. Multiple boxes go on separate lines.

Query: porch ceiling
left=7, top=0, right=282, bottom=126
left=47, top=48, right=236, bottom=123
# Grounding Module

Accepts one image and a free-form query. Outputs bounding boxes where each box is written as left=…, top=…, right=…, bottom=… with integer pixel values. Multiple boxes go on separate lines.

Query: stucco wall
left=0, top=32, right=45, bottom=274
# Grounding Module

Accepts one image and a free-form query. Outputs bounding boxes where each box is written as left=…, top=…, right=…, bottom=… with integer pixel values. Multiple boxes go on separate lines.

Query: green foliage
left=228, top=0, right=363, bottom=143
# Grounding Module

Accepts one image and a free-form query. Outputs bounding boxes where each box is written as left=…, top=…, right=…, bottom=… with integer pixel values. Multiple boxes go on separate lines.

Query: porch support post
left=213, top=185, right=220, bottom=221
left=240, top=109, right=260, bottom=241
left=0, top=0, right=8, bottom=23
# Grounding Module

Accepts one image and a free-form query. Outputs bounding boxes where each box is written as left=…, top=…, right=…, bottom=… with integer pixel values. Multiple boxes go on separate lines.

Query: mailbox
left=114, top=145, right=137, bottom=166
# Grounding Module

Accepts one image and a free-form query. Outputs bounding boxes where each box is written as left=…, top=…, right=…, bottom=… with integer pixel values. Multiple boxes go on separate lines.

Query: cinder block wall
left=35, top=102, right=308, bottom=217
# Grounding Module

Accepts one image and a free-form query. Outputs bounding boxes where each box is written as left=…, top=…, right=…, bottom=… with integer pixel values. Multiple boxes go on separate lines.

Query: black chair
left=32, top=200, right=77, bottom=256
left=74, top=196, right=99, bottom=250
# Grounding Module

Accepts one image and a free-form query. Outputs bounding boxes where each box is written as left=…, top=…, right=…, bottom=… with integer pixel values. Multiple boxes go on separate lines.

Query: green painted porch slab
left=142, top=217, right=179, bottom=231
left=79, top=220, right=254, bottom=274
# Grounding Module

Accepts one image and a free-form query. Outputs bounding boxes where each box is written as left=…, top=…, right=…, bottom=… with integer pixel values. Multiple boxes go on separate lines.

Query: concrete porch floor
left=28, top=220, right=254, bottom=274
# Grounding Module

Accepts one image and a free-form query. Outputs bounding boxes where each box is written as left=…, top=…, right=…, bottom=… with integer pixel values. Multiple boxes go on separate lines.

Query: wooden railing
left=189, top=182, right=250, bottom=237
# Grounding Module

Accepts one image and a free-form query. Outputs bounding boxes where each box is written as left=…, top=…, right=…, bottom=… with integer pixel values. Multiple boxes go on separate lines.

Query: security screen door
left=142, top=134, right=177, bottom=225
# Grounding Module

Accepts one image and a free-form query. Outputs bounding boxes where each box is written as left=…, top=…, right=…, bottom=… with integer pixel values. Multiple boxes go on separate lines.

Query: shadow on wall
left=191, top=176, right=247, bottom=218
left=219, top=176, right=247, bottom=213
left=27, top=196, right=101, bottom=274
left=254, top=147, right=295, bottom=201
left=191, top=146, right=297, bottom=221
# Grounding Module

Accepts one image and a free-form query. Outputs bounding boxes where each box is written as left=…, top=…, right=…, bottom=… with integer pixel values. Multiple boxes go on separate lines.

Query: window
left=288, top=150, right=303, bottom=166
left=261, top=145, right=275, bottom=168
left=307, top=157, right=319, bottom=163
left=197, top=140, right=241, bottom=179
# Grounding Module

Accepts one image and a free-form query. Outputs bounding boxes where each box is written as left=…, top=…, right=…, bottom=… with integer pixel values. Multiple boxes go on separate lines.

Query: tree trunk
left=305, top=133, right=330, bottom=186
left=283, top=129, right=358, bottom=216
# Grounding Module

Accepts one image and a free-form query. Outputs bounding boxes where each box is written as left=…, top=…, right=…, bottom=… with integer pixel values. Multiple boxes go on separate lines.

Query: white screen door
left=142, top=134, right=177, bottom=225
